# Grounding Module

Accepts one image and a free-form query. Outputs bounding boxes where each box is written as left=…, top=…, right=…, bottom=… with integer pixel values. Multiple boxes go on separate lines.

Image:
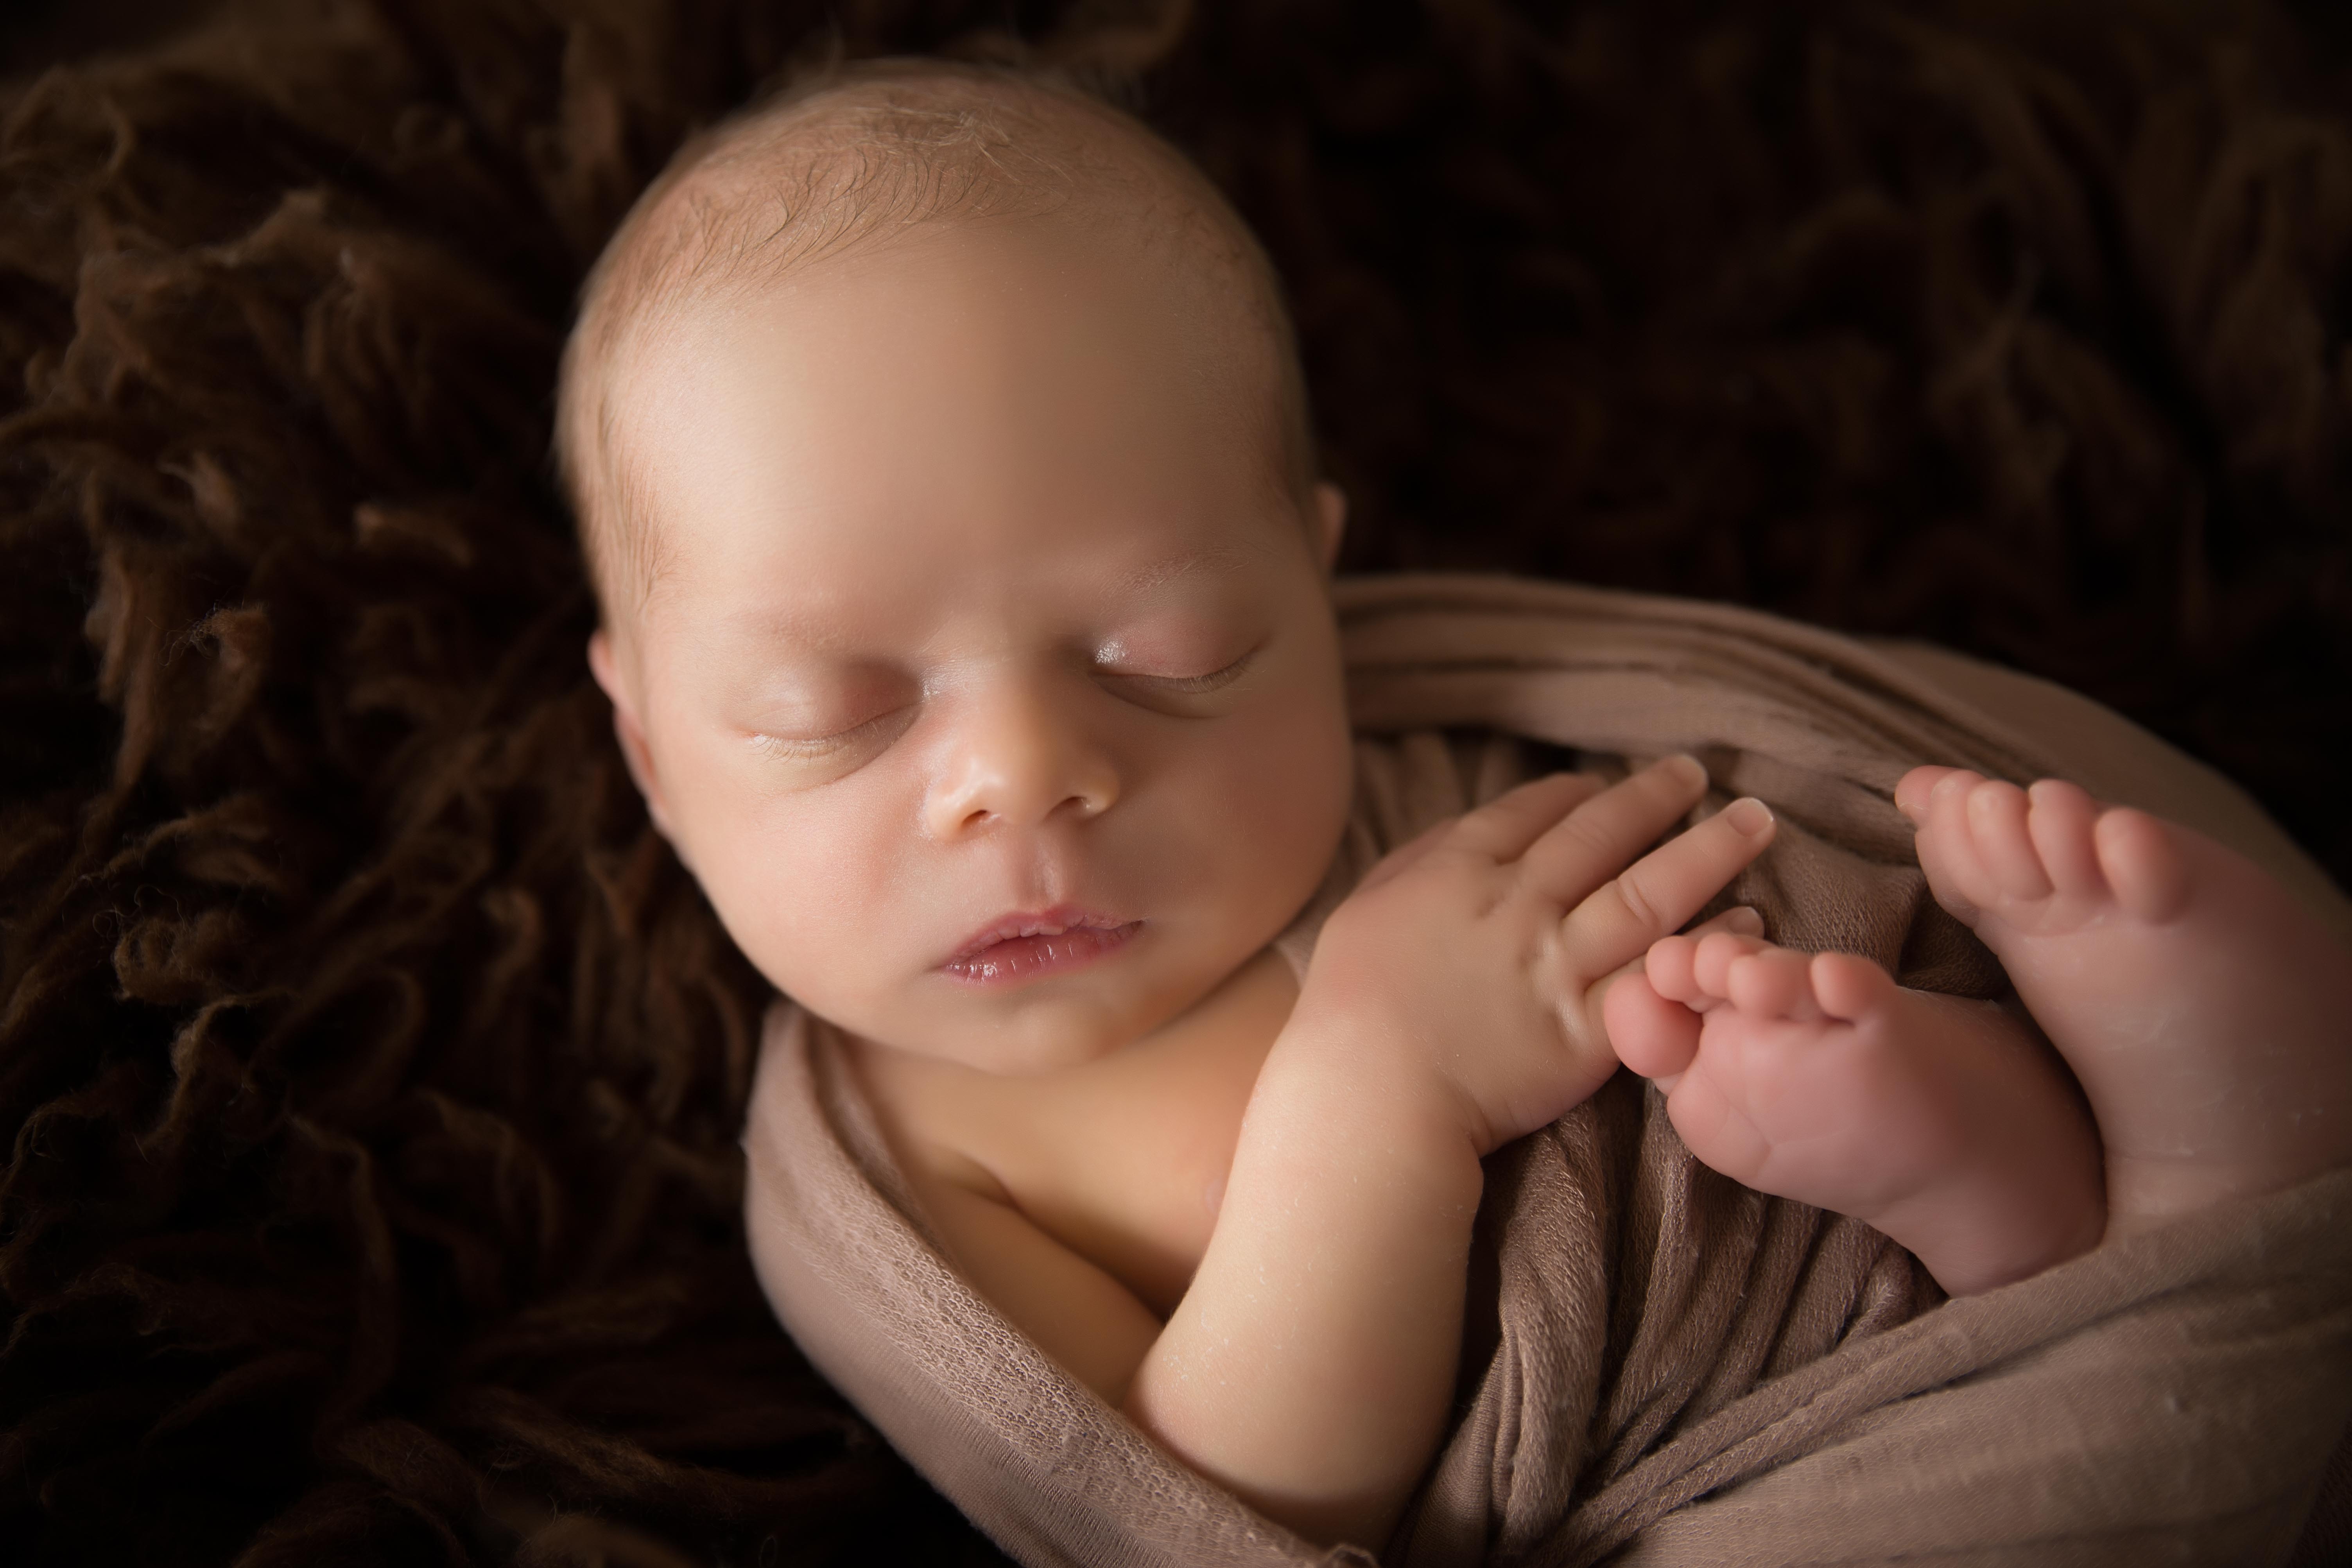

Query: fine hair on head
left=555, top=56, right=1317, bottom=627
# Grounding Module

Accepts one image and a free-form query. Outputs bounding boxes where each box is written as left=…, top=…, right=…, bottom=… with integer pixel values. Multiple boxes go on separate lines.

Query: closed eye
left=1100, top=645, right=1261, bottom=705
left=747, top=703, right=918, bottom=763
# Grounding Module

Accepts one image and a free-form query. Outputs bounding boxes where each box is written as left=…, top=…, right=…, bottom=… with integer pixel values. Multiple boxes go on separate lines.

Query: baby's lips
left=937, top=919, right=1140, bottom=986
left=942, top=904, right=1130, bottom=966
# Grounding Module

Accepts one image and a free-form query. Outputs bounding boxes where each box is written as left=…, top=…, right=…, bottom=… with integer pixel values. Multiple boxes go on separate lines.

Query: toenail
left=1724, top=797, right=1773, bottom=835
left=1727, top=906, right=1764, bottom=934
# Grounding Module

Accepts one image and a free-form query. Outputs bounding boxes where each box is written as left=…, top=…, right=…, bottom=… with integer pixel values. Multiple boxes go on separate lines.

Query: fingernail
left=1662, top=753, right=1707, bottom=788
left=1727, top=905, right=1763, bottom=934
left=1724, top=797, right=1773, bottom=835
left=1896, top=794, right=1925, bottom=825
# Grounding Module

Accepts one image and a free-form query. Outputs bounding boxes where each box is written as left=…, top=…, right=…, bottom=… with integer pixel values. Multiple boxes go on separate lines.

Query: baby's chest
left=980, top=1058, right=1254, bottom=1318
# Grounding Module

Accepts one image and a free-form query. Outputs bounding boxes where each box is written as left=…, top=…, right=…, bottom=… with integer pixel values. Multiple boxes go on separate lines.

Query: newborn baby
left=555, top=60, right=2352, bottom=1553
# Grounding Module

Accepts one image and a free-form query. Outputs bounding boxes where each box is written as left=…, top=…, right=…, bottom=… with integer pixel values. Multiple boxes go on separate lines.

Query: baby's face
left=592, top=216, right=1355, bottom=1074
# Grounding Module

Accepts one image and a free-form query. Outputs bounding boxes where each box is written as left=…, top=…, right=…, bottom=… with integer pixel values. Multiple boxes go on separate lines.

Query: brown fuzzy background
left=2, top=0, right=2348, bottom=1563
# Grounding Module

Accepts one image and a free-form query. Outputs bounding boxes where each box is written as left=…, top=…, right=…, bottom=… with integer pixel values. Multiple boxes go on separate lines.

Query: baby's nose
left=923, top=677, right=1120, bottom=840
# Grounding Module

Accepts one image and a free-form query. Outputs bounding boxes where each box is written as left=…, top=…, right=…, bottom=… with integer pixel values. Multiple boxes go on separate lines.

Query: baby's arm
left=1120, top=759, right=1774, bottom=1547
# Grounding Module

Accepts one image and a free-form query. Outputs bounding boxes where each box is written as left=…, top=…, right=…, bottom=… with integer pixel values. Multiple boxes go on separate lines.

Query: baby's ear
left=587, top=629, right=682, bottom=849
left=1313, top=481, right=1348, bottom=572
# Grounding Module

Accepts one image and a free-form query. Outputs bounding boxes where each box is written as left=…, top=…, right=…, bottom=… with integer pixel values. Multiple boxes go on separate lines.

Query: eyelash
left=748, top=646, right=1260, bottom=760
left=1102, top=645, right=1260, bottom=699
left=746, top=706, right=913, bottom=762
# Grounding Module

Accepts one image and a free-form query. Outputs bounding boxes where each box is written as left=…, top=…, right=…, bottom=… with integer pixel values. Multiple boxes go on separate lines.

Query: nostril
left=1065, top=769, right=1120, bottom=819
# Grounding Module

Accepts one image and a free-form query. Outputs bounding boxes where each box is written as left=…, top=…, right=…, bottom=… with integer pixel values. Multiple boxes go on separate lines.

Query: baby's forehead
left=632, top=244, right=1301, bottom=572
left=562, top=62, right=1310, bottom=624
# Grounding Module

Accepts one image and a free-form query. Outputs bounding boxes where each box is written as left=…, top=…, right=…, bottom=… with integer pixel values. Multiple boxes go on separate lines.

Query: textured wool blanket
left=742, top=575, right=2352, bottom=1566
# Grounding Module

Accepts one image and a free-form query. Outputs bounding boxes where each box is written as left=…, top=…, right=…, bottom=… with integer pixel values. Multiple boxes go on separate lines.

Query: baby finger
left=1557, top=797, right=1775, bottom=981
left=1515, top=755, right=1712, bottom=909
left=1448, top=771, right=1610, bottom=866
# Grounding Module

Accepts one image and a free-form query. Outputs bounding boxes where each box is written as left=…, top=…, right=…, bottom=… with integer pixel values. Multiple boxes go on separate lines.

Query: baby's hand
left=1294, top=756, right=1777, bottom=1155
left=1135, top=757, right=1773, bottom=1544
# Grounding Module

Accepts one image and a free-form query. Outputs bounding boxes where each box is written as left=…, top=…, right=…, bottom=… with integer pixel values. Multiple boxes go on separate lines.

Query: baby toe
left=1896, top=765, right=1961, bottom=823
left=2025, top=779, right=2106, bottom=898
left=2093, top=807, right=2192, bottom=924
left=1644, top=934, right=1704, bottom=1003
left=1913, top=769, right=1997, bottom=918
left=1690, top=931, right=1770, bottom=999
left=1808, top=950, right=1898, bottom=1023
left=1726, top=946, right=1821, bottom=1021
left=1605, top=971, right=1701, bottom=1080
left=1963, top=780, right=2053, bottom=901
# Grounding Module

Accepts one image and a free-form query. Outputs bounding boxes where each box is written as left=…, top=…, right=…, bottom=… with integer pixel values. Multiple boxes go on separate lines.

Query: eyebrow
left=710, top=601, right=863, bottom=651
left=1107, top=539, right=1275, bottom=599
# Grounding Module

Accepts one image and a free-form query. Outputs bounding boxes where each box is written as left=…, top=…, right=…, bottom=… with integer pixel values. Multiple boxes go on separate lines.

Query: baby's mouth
left=941, top=909, right=1140, bottom=986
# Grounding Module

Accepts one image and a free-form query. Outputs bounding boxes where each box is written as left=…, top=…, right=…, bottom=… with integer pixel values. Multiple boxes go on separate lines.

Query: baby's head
left=561, top=61, right=1355, bottom=1073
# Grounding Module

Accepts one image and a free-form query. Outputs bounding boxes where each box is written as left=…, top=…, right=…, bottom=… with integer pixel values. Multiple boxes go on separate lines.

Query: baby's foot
left=1608, top=932, right=2104, bottom=1294
left=1901, top=767, right=2352, bottom=1232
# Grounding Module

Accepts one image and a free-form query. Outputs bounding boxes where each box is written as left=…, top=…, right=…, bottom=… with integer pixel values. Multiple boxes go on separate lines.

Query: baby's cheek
left=1171, top=695, right=1353, bottom=915
left=681, top=783, right=915, bottom=1013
